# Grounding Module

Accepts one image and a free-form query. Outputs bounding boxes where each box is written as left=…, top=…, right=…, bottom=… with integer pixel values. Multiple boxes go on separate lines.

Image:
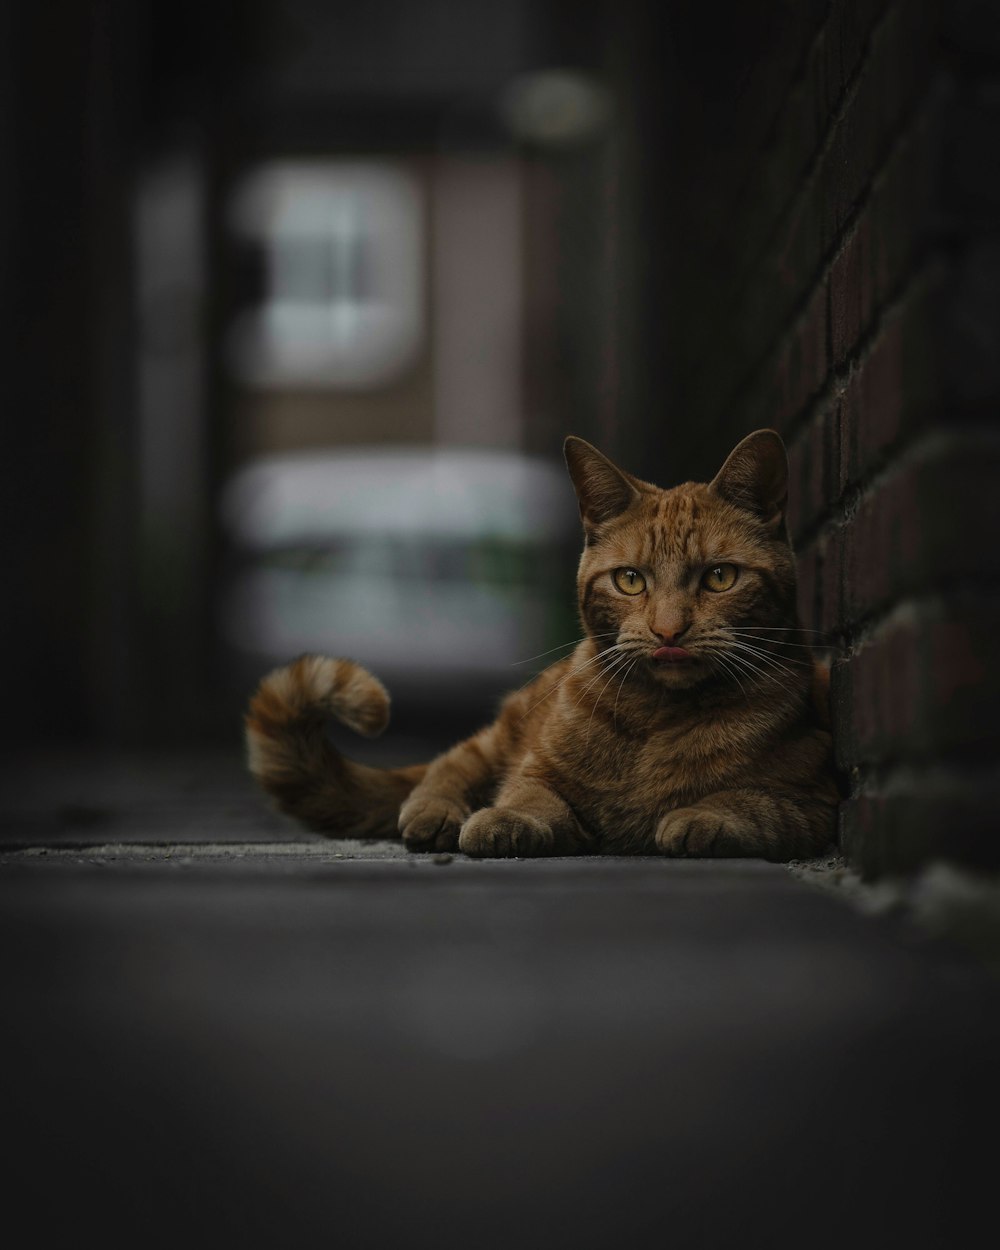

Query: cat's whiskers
left=612, top=656, right=642, bottom=729
left=517, top=642, right=632, bottom=722
left=706, top=648, right=751, bottom=700
left=729, top=626, right=828, bottom=634
left=733, top=640, right=824, bottom=652
left=725, top=646, right=803, bottom=687
left=729, top=628, right=825, bottom=651
left=511, top=632, right=619, bottom=666
left=575, top=656, right=632, bottom=729
left=703, top=640, right=764, bottom=697
left=516, top=653, right=606, bottom=721
left=725, top=638, right=811, bottom=676
left=598, top=640, right=651, bottom=732
left=584, top=649, right=641, bottom=744
left=721, top=646, right=801, bottom=696
left=509, top=633, right=620, bottom=697
left=697, top=634, right=772, bottom=685
left=718, top=648, right=772, bottom=687
left=571, top=645, right=637, bottom=712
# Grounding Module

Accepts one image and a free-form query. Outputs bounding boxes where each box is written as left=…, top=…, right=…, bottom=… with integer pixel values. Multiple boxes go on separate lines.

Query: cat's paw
left=399, top=794, right=463, bottom=852
left=458, top=808, right=554, bottom=858
left=655, top=806, right=748, bottom=857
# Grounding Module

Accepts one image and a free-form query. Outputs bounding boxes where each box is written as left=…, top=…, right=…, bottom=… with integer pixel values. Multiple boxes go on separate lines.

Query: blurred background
left=2, top=0, right=678, bottom=753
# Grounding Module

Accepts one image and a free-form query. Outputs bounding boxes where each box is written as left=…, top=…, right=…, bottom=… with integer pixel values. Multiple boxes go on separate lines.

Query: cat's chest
left=552, top=712, right=747, bottom=809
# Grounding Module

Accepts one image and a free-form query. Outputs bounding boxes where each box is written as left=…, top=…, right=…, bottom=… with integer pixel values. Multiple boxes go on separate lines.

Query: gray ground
left=2, top=748, right=998, bottom=1249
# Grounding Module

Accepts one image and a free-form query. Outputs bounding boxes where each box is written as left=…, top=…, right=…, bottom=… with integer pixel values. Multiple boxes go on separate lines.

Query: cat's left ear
left=563, top=436, right=642, bottom=528
left=710, top=429, right=788, bottom=535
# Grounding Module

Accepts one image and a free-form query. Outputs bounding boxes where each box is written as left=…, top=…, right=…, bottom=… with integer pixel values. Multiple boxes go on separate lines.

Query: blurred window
left=226, top=161, right=423, bottom=388
left=219, top=448, right=578, bottom=693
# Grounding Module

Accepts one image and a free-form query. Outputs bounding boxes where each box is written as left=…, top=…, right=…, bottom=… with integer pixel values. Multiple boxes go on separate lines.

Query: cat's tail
left=245, top=654, right=426, bottom=836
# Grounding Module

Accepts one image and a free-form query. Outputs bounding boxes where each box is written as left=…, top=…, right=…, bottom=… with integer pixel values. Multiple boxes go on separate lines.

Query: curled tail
left=245, top=655, right=426, bottom=836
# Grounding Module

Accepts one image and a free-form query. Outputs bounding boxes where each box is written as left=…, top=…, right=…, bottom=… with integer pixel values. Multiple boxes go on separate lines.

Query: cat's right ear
left=563, top=436, right=641, bottom=529
left=710, top=429, right=788, bottom=534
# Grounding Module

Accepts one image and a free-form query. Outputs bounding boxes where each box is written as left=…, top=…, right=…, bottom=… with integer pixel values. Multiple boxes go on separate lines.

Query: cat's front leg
left=655, top=788, right=837, bottom=861
left=399, top=792, right=468, bottom=852
left=458, top=770, right=593, bottom=858
left=399, top=729, right=498, bottom=852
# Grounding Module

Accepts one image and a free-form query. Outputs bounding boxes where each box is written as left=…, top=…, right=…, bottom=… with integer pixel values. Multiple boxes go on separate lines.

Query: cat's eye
left=702, top=563, right=739, bottom=592
left=612, top=567, right=647, bottom=596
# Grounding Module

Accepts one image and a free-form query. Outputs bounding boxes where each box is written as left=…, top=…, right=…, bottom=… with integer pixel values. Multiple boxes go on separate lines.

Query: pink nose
left=654, top=625, right=687, bottom=646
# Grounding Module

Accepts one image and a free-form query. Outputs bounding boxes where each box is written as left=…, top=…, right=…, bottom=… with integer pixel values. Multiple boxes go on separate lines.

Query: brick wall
left=653, top=0, right=1000, bottom=876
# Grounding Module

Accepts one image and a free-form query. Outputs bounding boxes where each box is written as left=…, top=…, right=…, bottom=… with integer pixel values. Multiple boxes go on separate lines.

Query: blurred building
left=3, top=0, right=650, bottom=743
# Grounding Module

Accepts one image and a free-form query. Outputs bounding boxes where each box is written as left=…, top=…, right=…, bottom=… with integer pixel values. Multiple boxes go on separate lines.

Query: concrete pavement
left=2, top=750, right=998, bottom=1248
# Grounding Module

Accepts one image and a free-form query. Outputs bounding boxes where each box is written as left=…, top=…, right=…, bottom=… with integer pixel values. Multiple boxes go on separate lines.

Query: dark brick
left=830, top=95, right=944, bottom=368
left=830, top=222, right=867, bottom=365
left=940, top=238, right=1000, bottom=406
left=838, top=317, right=906, bottom=490
left=832, top=596, right=1000, bottom=769
left=872, top=97, right=942, bottom=298
left=817, top=0, right=937, bottom=265
left=736, top=0, right=891, bottom=279
left=842, top=435, right=1000, bottom=623
left=817, top=523, right=845, bottom=636
left=840, top=779, right=1000, bottom=876
left=787, top=401, right=838, bottom=540
left=838, top=269, right=943, bottom=490
left=718, top=33, right=942, bottom=438
left=794, top=538, right=821, bottom=632
left=771, top=282, right=830, bottom=434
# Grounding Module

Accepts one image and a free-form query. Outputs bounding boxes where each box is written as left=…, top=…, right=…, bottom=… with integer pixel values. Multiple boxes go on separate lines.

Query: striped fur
left=246, top=431, right=839, bottom=859
left=245, top=655, right=425, bottom=835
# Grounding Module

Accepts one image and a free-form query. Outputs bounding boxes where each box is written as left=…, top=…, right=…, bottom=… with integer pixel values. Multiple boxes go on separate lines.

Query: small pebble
left=432, top=853, right=453, bottom=866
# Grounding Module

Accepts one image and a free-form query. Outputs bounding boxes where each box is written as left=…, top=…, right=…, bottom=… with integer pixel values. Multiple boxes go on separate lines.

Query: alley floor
left=2, top=748, right=998, bottom=1249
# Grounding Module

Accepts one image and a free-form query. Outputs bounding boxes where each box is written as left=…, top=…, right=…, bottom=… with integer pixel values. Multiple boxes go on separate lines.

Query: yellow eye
left=702, top=563, right=739, bottom=592
left=612, top=567, right=646, bottom=595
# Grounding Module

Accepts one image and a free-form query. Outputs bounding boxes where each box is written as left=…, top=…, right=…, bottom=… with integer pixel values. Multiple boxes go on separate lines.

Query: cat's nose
left=653, top=623, right=688, bottom=645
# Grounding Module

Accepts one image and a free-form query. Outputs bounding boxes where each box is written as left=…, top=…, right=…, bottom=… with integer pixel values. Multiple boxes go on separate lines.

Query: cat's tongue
left=652, top=646, right=692, bottom=662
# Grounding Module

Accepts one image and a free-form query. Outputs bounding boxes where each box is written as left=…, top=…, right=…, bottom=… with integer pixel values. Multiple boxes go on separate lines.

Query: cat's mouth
left=651, top=646, right=694, bottom=663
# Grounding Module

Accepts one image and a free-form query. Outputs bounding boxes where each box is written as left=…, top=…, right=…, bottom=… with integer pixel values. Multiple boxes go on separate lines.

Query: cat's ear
left=710, top=429, right=788, bottom=533
left=563, top=436, right=641, bottom=528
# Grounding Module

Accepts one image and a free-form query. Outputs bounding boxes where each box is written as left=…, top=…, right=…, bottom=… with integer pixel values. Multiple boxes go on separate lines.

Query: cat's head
left=563, top=430, right=799, bottom=690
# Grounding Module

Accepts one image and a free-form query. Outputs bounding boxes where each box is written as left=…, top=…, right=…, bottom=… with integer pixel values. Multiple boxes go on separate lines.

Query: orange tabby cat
left=246, top=430, right=838, bottom=859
